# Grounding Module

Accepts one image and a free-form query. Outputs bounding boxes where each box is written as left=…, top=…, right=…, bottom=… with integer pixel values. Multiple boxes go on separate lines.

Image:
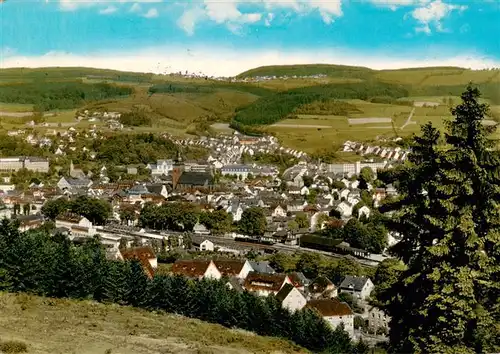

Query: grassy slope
left=0, top=292, right=305, bottom=354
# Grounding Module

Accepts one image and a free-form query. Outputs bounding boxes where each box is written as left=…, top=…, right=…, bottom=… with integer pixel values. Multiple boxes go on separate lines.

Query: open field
left=348, top=118, right=392, bottom=125
left=0, top=292, right=304, bottom=354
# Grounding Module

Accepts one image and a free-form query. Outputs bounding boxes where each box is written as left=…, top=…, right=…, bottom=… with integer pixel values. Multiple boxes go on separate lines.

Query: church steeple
left=174, top=150, right=183, bottom=166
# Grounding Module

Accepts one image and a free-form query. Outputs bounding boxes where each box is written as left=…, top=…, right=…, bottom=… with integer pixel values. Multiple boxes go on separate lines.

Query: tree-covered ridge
left=376, top=86, right=500, bottom=353
left=232, top=82, right=409, bottom=126
left=0, top=220, right=360, bottom=353
left=149, top=82, right=273, bottom=97
left=0, top=67, right=153, bottom=82
left=0, top=81, right=133, bottom=111
left=236, top=64, right=375, bottom=79
left=91, top=133, right=206, bottom=165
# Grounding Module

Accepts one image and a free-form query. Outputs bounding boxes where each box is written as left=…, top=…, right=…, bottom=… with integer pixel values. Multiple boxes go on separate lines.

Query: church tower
left=172, top=151, right=185, bottom=189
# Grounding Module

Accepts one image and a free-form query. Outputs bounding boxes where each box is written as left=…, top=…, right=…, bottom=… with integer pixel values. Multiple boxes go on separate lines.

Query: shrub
left=0, top=340, right=28, bottom=353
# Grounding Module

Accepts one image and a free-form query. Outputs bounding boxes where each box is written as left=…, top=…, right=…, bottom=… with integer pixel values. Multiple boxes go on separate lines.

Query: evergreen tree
left=102, top=261, right=129, bottom=304
left=379, top=86, right=500, bottom=353
left=124, top=260, right=149, bottom=307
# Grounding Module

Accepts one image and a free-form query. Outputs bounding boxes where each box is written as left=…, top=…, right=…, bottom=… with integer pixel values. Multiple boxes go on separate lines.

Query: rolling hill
left=0, top=65, right=498, bottom=154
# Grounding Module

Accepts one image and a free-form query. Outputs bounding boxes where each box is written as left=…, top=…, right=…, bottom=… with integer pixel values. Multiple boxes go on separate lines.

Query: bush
left=0, top=340, right=28, bottom=353
left=354, top=315, right=367, bottom=330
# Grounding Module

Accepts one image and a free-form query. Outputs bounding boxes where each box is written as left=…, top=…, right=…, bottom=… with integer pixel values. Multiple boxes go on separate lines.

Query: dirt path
left=272, top=124, right=332, bottom=128
left=0, top=111, right=55, bottom=118
left=400, top=108, right=416, bottom=130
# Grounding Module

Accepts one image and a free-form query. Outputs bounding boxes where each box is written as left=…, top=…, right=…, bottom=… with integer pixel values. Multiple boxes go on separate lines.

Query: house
left=225, top=202, right=243, bottom=222
left=13, top=214, right=44, bottom=232
left=271, top=205, right=287, bottom=218
left=148, top=159, right=174, bottom=176
left=193, top=222, right=210, bottom=235
left=306, top=299, right=355, bottom=338
left=358, top=205, right=371, bottom=218
left=288, top=272, right=310, bottom=291
left=248, top=261, right=276, bottom=274
left=308, top=276, right=338, bottom=299
left=367, top=306, right=391, bottom=332
left=300, top=186, right=310, bottom=196
left=146, top=184, right=169, bottom=199
left=243, top=271, right=292, bottom=297
left=192, top=237, right=214, bottom=251
left=220, top=164, right=252, bottom=180
left=339, top=276, right=374, bottom=300
left=119, top=246, right=157, bottom=279
left=55, top=212, right=92, bottom=230
left=171, top=259, right=222, bottom=280
left=336, top=201, right=353, bottom=218
left=213, top=259, right=253, bottom=279
left=276, top=283, right=307, bottom=312
left=57, top=176, right=92, bottom=190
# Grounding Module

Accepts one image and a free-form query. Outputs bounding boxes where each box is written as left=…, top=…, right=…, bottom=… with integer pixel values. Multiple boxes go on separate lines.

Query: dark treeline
left=149, top=82, right=273, bottom=97
left=91, top=133, right=206, bottom=165
left=0, top=81, right=133, bottom=111
left=0, top=220, right=362, bottom=353
left=233, top=82, right=409, bottom=126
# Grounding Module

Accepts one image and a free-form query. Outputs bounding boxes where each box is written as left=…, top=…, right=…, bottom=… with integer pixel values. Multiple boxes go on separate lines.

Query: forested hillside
left=0, top=81, right=133, bottom=111
left=232, top=82, right=408, bottom=126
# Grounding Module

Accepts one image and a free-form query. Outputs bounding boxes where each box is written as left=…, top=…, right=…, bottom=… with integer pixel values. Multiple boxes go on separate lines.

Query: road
left=400, top=108, right=416, bottom=130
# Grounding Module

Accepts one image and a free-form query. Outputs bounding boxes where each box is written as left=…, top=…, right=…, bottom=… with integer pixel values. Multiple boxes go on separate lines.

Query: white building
left=339, top=276, right=374, bottom=300
left=148, top=159, right=174, bottom=176
left=306, top=299, right=355, bottom=338
left=276, top=283, right=308, bottom=312
left=220, top=164, right=253, bottom=180
left=172, top=259, right=222, bottom=280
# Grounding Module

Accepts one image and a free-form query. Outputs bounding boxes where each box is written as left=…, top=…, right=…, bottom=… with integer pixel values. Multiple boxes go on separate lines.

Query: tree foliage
left=238, top=207, right=267, bottom=237
left=139, top=202, right=201, bottom=232
left=378, top=86, right=500, bottom=354
left=41, top=196, right=111, bottom=225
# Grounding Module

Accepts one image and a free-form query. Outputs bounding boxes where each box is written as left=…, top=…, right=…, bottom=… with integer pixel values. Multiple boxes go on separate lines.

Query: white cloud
left=143, top=7, right=159, bottom=18
left=57, top=0, right=161, bottom=11
left=178, top=7, right=206, bottom=35
left=99, top=5, right=118, bottom=14
left=130, top=3, right=141, bottom=12
left=176, top=0, right=344, bottom=34
left=2, top=46, right=498, bottom=77
left=411, top=0, right=467, bottom=33
left=368, top=0, right=430, bottom=8
left=264, top=13, right=274, bottom=26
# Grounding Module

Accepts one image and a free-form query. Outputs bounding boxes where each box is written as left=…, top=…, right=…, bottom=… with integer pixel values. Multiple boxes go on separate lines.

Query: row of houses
left=168, top=257, right=386, bottom=338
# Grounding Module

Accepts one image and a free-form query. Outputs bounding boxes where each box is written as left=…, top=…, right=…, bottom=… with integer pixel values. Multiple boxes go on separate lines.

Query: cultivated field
left=0, top=292, right=304, bottom=354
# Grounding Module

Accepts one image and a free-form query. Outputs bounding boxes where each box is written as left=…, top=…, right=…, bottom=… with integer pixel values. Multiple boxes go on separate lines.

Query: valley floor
left=0, top=292, right=304, bottom=354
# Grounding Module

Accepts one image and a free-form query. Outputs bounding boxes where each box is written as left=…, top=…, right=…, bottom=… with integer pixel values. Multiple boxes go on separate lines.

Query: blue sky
left=1, top=0, right=499, bottom=76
